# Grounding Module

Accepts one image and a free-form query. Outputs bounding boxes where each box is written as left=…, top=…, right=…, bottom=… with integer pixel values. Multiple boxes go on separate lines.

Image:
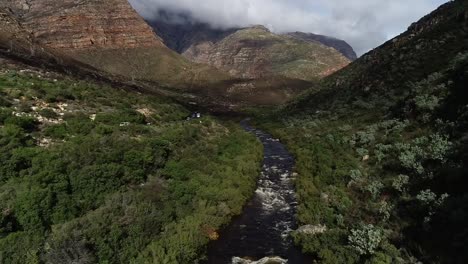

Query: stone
left=232, top=256, right=288, bottom=264
left=296, top=224, right=327, bottom=235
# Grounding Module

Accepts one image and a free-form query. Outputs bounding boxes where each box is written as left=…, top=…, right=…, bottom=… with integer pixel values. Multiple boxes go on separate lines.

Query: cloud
left=129, top=0, right=449, bottom=56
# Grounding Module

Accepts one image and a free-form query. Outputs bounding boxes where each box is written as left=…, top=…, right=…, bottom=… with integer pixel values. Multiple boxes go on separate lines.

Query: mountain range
left=0, top=0, right=355, bottom=109
left=148, top=10, right=355, bottom=80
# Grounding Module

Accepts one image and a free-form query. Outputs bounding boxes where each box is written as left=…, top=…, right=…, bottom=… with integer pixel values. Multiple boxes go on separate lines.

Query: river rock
left=232, top=256, right=288, bottom=264
left=296, top=224, right=327, bottom=235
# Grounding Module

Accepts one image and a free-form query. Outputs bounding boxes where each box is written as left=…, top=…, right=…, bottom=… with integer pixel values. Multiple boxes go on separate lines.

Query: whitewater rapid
left=204, top=120, right=312, bottom=264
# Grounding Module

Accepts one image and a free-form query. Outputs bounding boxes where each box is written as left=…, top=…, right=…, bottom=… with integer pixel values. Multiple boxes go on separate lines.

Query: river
left=204, top=120, right=313, bottom=264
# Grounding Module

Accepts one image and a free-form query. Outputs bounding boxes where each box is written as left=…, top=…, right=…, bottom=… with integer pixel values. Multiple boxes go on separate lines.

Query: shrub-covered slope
left=257, top=1, right=468, bottom=263
left=0, top=59, right=262, bottom=264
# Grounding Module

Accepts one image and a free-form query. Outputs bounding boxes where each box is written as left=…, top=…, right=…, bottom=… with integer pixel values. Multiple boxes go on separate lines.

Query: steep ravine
left=204, top=120, right=313, bottom=263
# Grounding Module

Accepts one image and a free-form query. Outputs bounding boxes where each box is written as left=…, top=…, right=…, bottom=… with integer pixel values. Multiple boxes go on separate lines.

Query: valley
left=0, top=0, right=467, bottom=264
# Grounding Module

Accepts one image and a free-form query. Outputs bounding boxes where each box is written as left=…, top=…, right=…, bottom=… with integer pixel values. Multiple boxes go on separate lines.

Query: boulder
left=296, top=224, right=327, bottom=235
left=232, top=256, right=288, bottom=264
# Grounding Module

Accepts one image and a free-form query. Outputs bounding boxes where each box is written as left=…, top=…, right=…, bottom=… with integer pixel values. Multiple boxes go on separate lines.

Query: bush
left=44, top=124, right=68, bottom=139
left=94, top=110, right=146, bottom=125
left=348, top=224, right=384, bottom=255
left=39, top=108, right=59, bottom=119
left=366, top=181, right=384, bottom=200
left=427, top=134, right=452, bottom=162
left=4, top=116, right=37, bottom=131
left=392, top=175, right=409, bottom=192
left=0, top=96, right=12, bottom=107
left=0, top=108, right=12, bottom=124
left=64, top=113, right=95, bottom=135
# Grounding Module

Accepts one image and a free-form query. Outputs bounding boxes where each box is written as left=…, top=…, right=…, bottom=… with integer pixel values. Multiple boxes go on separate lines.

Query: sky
left=129, top=0, right=449, bottom=56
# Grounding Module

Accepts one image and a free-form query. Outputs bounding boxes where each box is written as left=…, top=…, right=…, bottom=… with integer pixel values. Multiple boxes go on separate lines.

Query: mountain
left=148, top=10, right=238, bottom=54
left=258, top=1, right=468, bottom=263
left=284, top=32, right=357, bottom=61
left=148, top=10, right=357, bottom=61
left=0, top=2, right=321, bottom=108
left=182, top=25, right=350, bottom=81
left=148, top=11, right=353, bottom=81
left=0, top=0, right=229, bottom=89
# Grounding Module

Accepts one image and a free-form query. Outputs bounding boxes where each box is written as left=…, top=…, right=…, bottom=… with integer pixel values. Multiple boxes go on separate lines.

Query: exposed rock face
left=2, top=0, right=164, bottom=51
left=285, top=32, right=357, bottom=61
left=182, top=26, right=350, bottom=80
left=0, top=9, right=31, bottom=50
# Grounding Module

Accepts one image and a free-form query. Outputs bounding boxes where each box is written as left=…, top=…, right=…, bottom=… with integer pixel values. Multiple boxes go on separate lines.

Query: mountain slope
left=182, top=26, right=350, bottom=81
left=0, top=2, right=314, bottom=107
left=291, top=1, right=468, bottom=110
left=148, top=10, right=238, bottom=54
left=0, top=9, right=32, bottom=54
left=148, top=10, right=357, bottom=61
left=285, top=32, right=357, bottom=61
left=0, top=0, right=229, bottom=89
left=257, top=1, right=468, bottom=263
left=0, top=55, right=262, bottom=264
left=147, top=11, right=353, bottom=81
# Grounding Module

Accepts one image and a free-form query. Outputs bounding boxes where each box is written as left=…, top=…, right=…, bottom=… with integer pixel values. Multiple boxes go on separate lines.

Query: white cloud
left=129, top=0, right=449, bottom=56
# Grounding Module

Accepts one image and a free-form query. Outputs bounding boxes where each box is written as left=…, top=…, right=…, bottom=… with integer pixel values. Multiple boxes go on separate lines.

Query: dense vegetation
left=255, top=1, right=468, bottom=262
left=0, top=68, right=262, bottom=264
left=258, top=51, right=468, bottom=264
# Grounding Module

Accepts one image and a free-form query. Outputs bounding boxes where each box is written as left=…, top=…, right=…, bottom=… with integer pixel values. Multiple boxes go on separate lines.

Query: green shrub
left=392, top=175, right=410, bottom=192
left=64, top=113, right=95, bottom=135
left=0, top=96, right=12, bottom=107
left=348, top=224, right=384, bottom=255
left=0, top=108, right=12, bottom=124
left=39, top=108, right=59, bottom=119
left=4, top=116, right=37, bottom=131
left=44, top=124, right=68, bottom=139
left=366, top=181, right=384, bottom=200
left=94, top=110, right=146, bottom=125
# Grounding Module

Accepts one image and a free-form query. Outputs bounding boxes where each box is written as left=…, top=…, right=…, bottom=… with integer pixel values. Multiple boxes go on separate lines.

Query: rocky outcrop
left=2, top=0, right=164, bottom=51
left=0, top=9, right=31, bottom=51
left=285, top=32, right=357, bottom=61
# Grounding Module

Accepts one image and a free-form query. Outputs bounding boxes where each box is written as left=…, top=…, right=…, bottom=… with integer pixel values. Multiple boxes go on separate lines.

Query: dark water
left=204, top=120, right=313, bottom=263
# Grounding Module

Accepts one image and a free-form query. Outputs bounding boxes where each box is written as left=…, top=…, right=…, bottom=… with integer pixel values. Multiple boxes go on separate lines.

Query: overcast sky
left=129, top=0, right=449, bottom=56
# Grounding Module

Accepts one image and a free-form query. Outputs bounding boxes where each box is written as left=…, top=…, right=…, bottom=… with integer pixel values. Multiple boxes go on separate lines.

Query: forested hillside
left=256, top=1, right=468, bottom=263
left=0, top=60, right=262, bottom=263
